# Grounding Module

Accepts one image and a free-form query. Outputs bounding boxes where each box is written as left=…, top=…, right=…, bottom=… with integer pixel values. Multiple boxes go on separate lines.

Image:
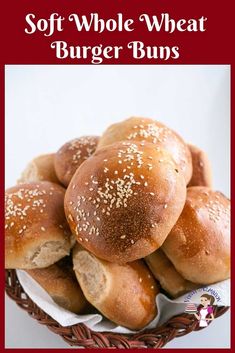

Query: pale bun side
left=5, top=181, right=73, bottom=269
left=162, top=186, right=230, bottom=284
left=188, top=144, right=212, bottom=187
left=72, top=245, right=159, bottom=330
left=17, top=154, right=61, bottom=185
left=26, top=257, right=87, bottom=314
left=145, top=249, right=198, bottom=298
left=54, top=136, right=99, bottom=187
left=65, top=141, right=186, bottom=264
left=97, top=117, right=192, bottom=184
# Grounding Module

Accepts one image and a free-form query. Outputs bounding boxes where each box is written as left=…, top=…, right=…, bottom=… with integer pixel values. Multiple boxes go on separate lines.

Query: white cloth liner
left=16, top=270, right=230, bottom=334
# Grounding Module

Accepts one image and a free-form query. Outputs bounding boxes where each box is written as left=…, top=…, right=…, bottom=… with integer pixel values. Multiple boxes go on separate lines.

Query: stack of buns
left=5, top=117, right=230, bottom=330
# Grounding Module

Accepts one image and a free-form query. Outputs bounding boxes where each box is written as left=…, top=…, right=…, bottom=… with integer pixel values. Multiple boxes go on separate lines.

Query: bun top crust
left=97, top=117, right=192, bottom=184
left=188, top=144, right=212, bottom=187
left=162, top=186, right=230, bottom=284
left=65, top=141, right=186, bottom=263
left=5, top=181, right=73, bottom=269
left=17, top=153, right=61, bottom=185
left=54, top=136, right=99, bottom=187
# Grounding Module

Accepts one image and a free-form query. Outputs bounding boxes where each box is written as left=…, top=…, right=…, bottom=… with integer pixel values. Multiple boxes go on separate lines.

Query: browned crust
left=188, top=144, right=212, bottom=187
left=145, top=249, right=198, bottom=298
left=26, top=258, right=87, bottom=314
left=54, top=136, right=99, bottom=187
left=97, top=117, right=192, bottom=184
left=18, top=153, right=61, bottom=185
left=65, top=141, right=186, bottom=263
left=73, top=245, right=159, bottom=330
left=5, top=181, right=73, bottom=269
left=162, top=186, right=230, bottom=284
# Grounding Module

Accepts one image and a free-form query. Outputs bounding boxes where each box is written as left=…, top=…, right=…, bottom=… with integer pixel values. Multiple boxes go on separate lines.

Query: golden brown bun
left=26, top=257, right=87, bottom=314
left=73, top=245, right=159, bottom=330
left=162, top=186, right=230, bottom=284
left=54, top=136, right=99, bottom=187
left=18, top=154, right=61, bottom=185
left=5, top=181, right=74, bottom=269
left=65, top=141, right=186, bottom=263
left=188, top=144, right=212, bottom=187
left=145, top=249, right=198, bottom=298
left=97, top=117, right=192, bottom=184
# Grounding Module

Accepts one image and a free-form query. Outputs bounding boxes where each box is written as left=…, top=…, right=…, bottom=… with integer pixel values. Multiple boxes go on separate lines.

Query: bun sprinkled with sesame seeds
left=65, top=141, right=186, bottom=263
left=188, top=144, right=212, bottom=187
left=73, top=244, right=159, bottom=330
left=17, top=154, right=61, bottom=185
left=162, top=186, right=230, bottom=284
left=97, top=117, right=192, bottom=184
left=54, top=136, right=99, bottom=187
left=5, top=181, right=74, bottom=269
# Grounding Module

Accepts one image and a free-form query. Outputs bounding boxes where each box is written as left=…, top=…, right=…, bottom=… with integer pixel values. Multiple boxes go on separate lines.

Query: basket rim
left=5, top=269, right=230, bottom=349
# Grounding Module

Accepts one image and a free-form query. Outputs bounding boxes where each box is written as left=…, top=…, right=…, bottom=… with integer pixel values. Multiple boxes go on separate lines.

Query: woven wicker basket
left=5, top=269, right=229, bottom=348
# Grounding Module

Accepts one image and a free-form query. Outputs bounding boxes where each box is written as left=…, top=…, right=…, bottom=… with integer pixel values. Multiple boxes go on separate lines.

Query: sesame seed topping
left=127, top=122, right=168, bottom=145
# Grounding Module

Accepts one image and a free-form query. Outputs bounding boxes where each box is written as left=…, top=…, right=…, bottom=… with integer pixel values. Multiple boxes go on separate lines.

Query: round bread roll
left=97, top=117, right=192, bottom=184
left=162, top=186, right=230, bottom=284
left=73, top=245, right=159, bottom=330
left=5, top=181, right=74, bottom=269
left=145, top=249, right=198, bottom=298
left=188, top=144, right=212, bottom=187
left=54, top=136, right=99, bottom=187
left=65, top=141, right=186, bottom=263
left=18, top=153, right=60, bottom=185
left=26, top=257, right=88, bottom=314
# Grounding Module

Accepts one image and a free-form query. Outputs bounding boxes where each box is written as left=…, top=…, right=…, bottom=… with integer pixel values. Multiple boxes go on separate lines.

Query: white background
left=5, top=65, right=230, bottom=348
